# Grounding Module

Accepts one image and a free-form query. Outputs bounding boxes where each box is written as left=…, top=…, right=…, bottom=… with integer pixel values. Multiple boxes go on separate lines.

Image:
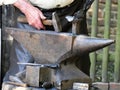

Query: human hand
left=13, top=0, right=46, bottom=30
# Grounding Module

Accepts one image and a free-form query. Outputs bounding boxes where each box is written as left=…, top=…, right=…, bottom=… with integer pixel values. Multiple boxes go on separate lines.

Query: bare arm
left=13, top=0, right=46, bottom=30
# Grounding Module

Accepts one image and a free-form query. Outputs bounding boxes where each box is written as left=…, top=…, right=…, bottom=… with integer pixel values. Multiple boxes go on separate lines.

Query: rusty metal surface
left=5, top=27, right=114, bottom=64
left=25, top=60, right=92, bottom=89
left=72, top=20, right=81, bottom=34
left=73, top=35, right=115, bottom=55
left=5, top=27, right=73, bottom=64
left=58, top=62, right=92, bottom=90
left=52, top=12, right=62, bottom=32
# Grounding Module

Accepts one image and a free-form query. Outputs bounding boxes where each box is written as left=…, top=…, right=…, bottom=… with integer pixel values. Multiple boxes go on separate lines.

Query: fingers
left=25, top=7, right=46, bottom=30
left=29, top=18, right=45, bottom=30
left=13, top=0, right=46, bottom=30
left=32, top=8, right=46, bottom=30
left=36, top=20, right=45, bottom=30
left=38, top=10, right=46, bottom=20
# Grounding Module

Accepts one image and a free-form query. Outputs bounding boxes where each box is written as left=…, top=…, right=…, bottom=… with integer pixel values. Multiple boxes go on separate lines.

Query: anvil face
left=6, top=27, right=114, bottom=64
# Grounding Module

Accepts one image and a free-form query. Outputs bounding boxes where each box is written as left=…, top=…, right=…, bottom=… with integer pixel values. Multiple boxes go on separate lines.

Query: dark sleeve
left=0, top=6, right=1, bottom=28
left=56, top=0, right=88, bottom=34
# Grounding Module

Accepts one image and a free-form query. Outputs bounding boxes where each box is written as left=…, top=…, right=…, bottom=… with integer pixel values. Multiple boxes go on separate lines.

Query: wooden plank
left=110, top=83, right=120, bottom=90
left=90, top=0, right=99, bottom=82
left=2, top=83, right=30, bottom=90
left=92, top=83, right=120, bottom=90
left=92, top=82, right=108, bottom=90
left=114, top=0, right=120, bottom=82
left=102, top=0, right=111, bottom=82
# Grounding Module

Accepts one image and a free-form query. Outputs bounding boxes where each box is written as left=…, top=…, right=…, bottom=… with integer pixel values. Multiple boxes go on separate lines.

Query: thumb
left=41, top=15, right=46, bottom=20
left=37, top=8, right=46, bottom=20
left=39, top=12, right=46, bottom=20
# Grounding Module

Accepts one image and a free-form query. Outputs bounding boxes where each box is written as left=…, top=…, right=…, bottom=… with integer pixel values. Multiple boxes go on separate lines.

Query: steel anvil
left=5, top=27, right=114, bottom=90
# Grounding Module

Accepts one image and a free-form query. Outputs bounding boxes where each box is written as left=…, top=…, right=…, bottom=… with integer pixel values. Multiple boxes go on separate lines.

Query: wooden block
left=2, top=82, right=57, bottom=90
left=2, top=82, right=14, bottom=90
left=92, top=82, right=108, bottom=90
left=26, top=66, right=40, bottom=87
left=26, top=66, right=51, bottom=87
left=110, top=83, right=120, bottom=90
left=2, top=82, right=29, bottom=90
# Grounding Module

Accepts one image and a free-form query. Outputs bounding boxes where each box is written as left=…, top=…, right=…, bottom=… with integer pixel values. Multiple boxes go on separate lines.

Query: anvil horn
left=73, top=35, right=115, bottom=55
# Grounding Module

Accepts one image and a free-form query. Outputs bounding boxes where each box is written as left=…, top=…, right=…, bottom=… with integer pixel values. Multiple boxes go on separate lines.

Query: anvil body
left=5, top=27, right=114, bottom=89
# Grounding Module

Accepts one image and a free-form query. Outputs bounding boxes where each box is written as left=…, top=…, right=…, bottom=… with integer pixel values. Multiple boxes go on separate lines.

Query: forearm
left=13, top=0, right=32, bottom=14
left=1, top=0, right=46, bottom=30
left=0, top=0, right=32, bottom=15
left=13, top=0, right=46, bottom=30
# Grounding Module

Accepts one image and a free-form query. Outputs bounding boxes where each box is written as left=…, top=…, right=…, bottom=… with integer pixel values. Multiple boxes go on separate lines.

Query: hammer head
left=52, top=12, right=62, bottom=32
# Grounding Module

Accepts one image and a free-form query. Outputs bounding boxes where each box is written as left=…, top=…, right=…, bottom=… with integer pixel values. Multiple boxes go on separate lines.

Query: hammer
left=17, top=12, right=62, bottom=32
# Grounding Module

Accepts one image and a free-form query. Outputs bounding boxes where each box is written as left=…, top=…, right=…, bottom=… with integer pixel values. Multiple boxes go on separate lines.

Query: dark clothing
left=0, top=6, right=1, bottom=28
left=40, top=0, right=88, bottom=34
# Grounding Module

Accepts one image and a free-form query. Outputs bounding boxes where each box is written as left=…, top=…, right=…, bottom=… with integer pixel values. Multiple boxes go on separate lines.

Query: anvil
left=5, top=27, right=114, bottom=64
left=5, top=27, right=114, bottom=89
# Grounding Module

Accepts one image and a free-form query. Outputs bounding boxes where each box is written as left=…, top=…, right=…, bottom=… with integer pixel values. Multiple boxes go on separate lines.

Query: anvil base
left=25, top=63, right=92, bottom=90
left=2, top=82, right=91, bottom=90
